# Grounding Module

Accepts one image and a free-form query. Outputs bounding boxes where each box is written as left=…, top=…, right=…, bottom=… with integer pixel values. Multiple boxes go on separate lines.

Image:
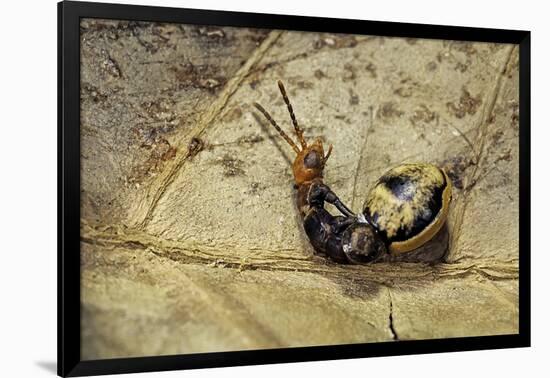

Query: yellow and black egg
left=363, top=163, right=452, bottom=254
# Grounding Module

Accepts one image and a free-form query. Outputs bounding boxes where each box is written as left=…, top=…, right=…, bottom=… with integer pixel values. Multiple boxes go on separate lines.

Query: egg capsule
left=363, top=163, right=452, bottom=254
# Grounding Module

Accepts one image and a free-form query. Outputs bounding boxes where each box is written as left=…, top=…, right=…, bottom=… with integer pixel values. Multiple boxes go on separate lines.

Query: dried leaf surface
left=80, top=19, right=519, bottom=359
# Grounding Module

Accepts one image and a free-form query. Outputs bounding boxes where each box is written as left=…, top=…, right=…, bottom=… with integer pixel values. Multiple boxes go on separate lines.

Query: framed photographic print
left=58, top=0, right=530, bottom=376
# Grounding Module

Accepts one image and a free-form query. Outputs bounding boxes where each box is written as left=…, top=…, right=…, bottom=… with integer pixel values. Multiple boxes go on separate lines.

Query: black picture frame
left=58, top=1, right=531, bottom=376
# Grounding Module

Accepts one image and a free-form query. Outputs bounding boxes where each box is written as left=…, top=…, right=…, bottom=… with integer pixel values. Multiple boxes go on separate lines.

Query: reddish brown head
left=254, top=81, right=333, bottom=186
left=291, top=137, right=332, bottom=184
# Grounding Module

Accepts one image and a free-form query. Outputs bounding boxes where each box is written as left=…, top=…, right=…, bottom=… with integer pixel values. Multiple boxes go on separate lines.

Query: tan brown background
left=80, top=19, right=519, bottom=359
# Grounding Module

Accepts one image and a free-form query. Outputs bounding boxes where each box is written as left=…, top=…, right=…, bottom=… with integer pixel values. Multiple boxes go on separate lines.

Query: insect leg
left=308, top=182, right=356, bottom=218
left=331, top=216, right=357, bottom=233
left=326, top=191, right=355, bottom=218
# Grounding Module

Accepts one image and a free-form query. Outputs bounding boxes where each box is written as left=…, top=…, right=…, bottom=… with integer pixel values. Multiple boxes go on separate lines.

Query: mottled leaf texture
left=80, top=19, right=519, bottom=359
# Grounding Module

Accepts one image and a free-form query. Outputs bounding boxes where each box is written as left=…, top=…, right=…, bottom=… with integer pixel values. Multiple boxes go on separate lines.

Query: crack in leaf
left=388, top=288, right=399, bottom=341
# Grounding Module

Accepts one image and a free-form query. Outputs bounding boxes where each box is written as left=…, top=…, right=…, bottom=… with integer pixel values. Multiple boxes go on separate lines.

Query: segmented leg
left=308, top=182, right=356, bottom=218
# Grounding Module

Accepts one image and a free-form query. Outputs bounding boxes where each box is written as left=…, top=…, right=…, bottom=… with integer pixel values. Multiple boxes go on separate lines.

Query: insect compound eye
left=304, top=150, right=321, bottom=169
left=342, top=223, right=387, bottom=264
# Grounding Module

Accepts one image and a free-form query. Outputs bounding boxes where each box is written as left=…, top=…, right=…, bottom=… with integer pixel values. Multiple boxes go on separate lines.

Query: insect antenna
left=324, top=144, right=333, bottom=162
left=277, top=80, right=307, bottom=149
left=253, top=102, right=301, bottom=154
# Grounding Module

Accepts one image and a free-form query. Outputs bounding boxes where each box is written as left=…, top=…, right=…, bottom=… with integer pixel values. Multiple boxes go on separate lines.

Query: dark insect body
left=254, top=81, right=451, bottom=264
